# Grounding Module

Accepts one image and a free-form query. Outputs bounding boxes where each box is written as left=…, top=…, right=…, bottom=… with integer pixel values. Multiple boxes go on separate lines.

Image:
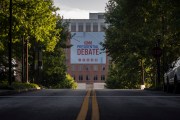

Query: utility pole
left=152, top=35, right=162, bottom=89
left=25, top=39, right=29, bottom=83
left=21, top=36, right=25, bottom=82
left=156, top=37, right=161, bottom=88
left=8, top=0, right=12, bottom=85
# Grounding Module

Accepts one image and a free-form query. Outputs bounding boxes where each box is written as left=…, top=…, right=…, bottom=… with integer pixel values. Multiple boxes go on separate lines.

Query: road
left=96, top=89, right=180, bottom=120
left=0, top=89, right=86, bottom=120
left=0, top=89, right=180, bottom=120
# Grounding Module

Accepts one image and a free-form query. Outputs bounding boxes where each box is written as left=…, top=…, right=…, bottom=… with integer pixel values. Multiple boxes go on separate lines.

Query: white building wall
left=63, top=13, right=108, bottom=85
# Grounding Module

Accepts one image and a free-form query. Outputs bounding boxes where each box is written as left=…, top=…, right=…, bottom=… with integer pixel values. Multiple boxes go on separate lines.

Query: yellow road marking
left=76, top=87, right=100, bottom=120
left=76, top=90, right=91, bottom=120
left=92, top=90, right=100, bottom=120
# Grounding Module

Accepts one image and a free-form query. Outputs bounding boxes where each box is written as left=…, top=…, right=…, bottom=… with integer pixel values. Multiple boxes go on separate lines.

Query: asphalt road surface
left=96, top=89, right=180, bottom=120
left=0, top=89, right=180, bottom=120
left=0, top=89, right=86, bottom=120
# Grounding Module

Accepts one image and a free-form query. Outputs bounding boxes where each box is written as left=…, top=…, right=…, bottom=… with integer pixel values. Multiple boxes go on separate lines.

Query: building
left=64, top=13, right=109, bottom=84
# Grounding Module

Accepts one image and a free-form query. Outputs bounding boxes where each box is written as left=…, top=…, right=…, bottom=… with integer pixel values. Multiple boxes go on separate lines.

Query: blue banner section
left=70, top=32, right=106, bottom=64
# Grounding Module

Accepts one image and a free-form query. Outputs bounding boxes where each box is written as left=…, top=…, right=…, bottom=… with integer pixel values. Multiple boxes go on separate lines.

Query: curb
left=144, top=88, right=163, bottom=91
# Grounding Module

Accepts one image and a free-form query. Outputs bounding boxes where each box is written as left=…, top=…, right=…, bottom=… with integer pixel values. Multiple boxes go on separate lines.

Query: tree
left=0, top=0, right=61, bottom=83
left=41, top=20, right=76, bottom=89
left=104, top=0, right=180, bottom=89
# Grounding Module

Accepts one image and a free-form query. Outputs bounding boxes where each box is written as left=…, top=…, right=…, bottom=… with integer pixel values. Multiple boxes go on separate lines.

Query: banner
left=70, top=32, right=106, bottom=64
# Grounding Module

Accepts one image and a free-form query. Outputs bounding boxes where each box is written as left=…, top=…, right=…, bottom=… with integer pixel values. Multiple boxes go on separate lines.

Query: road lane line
left=0, top=96, right=86, bottom=98
left=91, top=96, right=180, bottom=98
left=1, top=96, right=180, bottom=98
left=92, top=90, right=99, bottom=120
left=76, top=90, right=91, bottom=120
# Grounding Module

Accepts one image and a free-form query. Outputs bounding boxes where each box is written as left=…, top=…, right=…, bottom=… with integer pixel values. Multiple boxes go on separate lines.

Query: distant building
left=64, top=13, right=109, bottom=83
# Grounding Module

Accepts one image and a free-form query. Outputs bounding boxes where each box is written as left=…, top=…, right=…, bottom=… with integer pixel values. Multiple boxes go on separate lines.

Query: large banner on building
left=70, top=32, right=106, bottom=64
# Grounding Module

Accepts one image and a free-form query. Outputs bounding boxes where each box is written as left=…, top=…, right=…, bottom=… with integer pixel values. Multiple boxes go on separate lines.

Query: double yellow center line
left=92, top=90, right=99, bottom=120
left=76, top=90, right=99, bottom=120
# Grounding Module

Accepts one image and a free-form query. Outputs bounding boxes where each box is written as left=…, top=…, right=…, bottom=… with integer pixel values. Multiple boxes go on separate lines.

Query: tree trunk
left=140, top=59, right=145, bottom=85
left=21, top=36, right=25, bottom=82
left=25, top=40, right=29, bottom=83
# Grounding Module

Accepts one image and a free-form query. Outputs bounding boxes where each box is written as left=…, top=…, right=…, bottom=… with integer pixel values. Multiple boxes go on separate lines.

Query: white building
left=64, top=13, right=109, bottom=87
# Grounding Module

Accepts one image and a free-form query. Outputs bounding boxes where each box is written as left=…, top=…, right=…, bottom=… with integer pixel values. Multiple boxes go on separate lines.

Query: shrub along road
left=0, top=89, right=180, bottom=120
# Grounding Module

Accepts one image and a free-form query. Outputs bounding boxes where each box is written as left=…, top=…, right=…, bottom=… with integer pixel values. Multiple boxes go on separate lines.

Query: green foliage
left=40, top=20, right=75, bottom=89
left=104, top=0, right=180, bottom=89
left=12, top=0, right=60, bottom=51
left=11, top=82, right=40, bottom=90
left=0, top=0, right=61, bottom=63
left=0, top=0, right=69, bottom=88
left=105, top=62, right=140, bottom=89
left=41, top=47, right=66, bottom=87
left=0, top=81, right=40, bottom=90
left=54, top=74, right=77, bottom=89
left=0, top=81, right=12, bottom=90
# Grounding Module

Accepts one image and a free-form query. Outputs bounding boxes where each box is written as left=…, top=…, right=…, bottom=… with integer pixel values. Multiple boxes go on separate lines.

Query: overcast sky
left=54, top=0, right=109, bottom=19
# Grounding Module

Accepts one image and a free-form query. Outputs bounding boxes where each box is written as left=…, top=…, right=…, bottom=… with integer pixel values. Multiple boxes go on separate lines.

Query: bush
left=105, top=77, right=140, bottom=89
left=54, top=74, right=77, bottom=89
left=0, top=81, right=13, bottom=90
left=11, top=82, right=40, bottom=90
left=0, top=81, right=40, bottom=90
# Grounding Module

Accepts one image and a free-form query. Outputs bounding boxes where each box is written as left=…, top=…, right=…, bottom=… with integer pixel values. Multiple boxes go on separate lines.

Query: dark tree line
left=103, top=0, right=180, bottom=89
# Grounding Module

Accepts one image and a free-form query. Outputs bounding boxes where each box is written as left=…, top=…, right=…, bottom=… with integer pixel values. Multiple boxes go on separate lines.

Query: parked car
left=164, top=57, right=180, bottom=93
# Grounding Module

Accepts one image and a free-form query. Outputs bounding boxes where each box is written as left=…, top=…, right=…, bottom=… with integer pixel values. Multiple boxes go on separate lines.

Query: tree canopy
left=104, top=0, right=180, bottom=89
left=0, top=0, right=77, bottom=89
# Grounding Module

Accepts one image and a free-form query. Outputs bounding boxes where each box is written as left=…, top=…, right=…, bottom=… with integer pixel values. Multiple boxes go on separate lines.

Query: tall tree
left=104, top=0, right=180, bottom=88
left=41, top=19, right=76, bottom=88
left=0, top=0, right=61, bottom=83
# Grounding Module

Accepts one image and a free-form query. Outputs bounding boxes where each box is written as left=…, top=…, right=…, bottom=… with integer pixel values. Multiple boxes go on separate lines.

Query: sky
left=53, top=0, right=109, bottom=19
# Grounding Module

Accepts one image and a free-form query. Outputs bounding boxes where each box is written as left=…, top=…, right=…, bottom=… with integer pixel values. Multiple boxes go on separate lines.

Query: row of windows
left=73, top=75, right=105, bottom=81
left=71, top=65, right=106, bottom=71
left=71, top=22, right=106, bottom=32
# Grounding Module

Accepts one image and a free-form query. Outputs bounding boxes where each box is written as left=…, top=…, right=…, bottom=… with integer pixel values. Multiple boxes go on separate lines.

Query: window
left=93, top=22, right=98, bottom=32
left=86, top=22, right=91, bottom=32
left=93, top=65, right=98, bottom=71
left=98, top=15, right=104, bottom=19
left=102, top=65, right=105, bottom=71
left=79, top=65, right=83, bottom=71
left=79, top=75, right=83, bottom=81
left=100, top=23, right=105, bottom=32
left=71, top=23, right=76, bottom=32
left=86, top=65, right=90, bottom=71
left=71, top=65, right=75, bottom=71
left=86, top=75, right=90, bottom=80
left=78, top=23, right=83, bottom=32
left=101, top=75, right=105, bottom=81
left=94, top=75, right=98, bottom=81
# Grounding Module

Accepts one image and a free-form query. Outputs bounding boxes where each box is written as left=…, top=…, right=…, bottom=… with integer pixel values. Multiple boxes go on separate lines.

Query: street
left=0, top=89, right=86, bottom=120
left=96, top=90, right=180, bottom=120
left=0, top=89, right=180, bottom=120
